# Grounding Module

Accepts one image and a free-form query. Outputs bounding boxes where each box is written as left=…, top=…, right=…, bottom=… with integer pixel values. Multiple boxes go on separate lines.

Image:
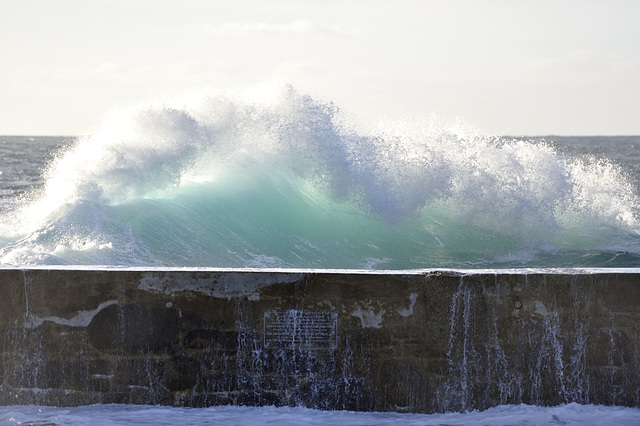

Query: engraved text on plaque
left=264, top=310, right=337, bottom=350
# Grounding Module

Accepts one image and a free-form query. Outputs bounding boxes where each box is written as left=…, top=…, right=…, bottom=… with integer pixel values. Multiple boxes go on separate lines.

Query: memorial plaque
left=264, top=310, right=337, bottom=350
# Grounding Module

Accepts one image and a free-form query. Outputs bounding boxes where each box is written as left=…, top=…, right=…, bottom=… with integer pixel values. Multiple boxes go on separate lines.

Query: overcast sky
left=1, top=0, right=639, bottom=136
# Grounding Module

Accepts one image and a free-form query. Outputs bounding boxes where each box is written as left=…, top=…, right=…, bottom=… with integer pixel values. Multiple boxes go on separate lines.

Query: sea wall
left=0, top=268, right=639, bottom=412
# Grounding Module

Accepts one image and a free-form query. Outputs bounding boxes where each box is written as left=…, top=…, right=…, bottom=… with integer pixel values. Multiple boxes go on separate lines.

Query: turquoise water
left=1, top=87, right=639, bottom=268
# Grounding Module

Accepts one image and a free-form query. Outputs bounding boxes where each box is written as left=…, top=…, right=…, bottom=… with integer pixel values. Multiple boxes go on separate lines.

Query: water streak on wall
left=0, top=269, right=638, bottom=413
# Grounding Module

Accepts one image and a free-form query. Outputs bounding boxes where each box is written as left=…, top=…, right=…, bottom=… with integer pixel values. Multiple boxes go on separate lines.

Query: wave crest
left=1, top=85, right=639, bottom=267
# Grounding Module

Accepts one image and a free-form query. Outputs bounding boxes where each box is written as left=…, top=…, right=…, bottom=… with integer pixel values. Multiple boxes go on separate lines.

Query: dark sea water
left=0, top=136, right=70, bottom=209
left=1, top=89, right=639, bottom=268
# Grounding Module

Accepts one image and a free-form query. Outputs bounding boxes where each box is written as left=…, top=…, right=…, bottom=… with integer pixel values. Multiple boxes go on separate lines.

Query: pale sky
left=1, top=0, right=639, bottom=136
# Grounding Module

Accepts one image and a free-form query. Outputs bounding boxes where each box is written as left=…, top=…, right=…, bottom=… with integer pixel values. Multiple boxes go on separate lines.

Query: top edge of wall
left=1, top=266, right=639, bottom=275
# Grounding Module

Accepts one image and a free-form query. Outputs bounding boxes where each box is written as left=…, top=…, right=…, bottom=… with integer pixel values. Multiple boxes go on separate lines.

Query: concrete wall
left=0, top=268, right=639, bottom=412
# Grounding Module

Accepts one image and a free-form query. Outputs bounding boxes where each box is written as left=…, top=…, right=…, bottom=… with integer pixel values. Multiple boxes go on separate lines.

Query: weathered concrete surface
left=0, top=268, right=639, bottom=412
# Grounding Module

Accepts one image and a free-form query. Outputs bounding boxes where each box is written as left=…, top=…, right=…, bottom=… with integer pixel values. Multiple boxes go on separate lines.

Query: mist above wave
left=1, top=84, right=639, bottom=267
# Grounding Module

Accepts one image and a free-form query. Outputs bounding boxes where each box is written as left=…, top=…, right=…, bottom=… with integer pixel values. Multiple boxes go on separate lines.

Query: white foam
left=1, top=85, right=639, bottom=267
left=0, top=403, right=639, bottom=425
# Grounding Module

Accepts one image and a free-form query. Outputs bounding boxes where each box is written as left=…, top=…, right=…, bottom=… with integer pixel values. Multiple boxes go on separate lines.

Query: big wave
left=1, top=85, right=639, bottom=268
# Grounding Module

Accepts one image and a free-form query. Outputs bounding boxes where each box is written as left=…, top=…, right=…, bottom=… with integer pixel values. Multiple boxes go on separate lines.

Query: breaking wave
left=1, top=85, right=639, bottom=268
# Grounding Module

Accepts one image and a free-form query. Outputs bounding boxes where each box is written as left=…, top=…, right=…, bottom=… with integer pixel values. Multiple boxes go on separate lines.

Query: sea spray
left=1, top=85, right=639, bottom=268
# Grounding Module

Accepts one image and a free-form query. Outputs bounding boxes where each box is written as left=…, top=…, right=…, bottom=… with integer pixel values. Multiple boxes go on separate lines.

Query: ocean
left=1, top=402, right=640, bottom=425
left=2, top=88, right=640, bottom=424
left=1, top=88, right=639, bottom=269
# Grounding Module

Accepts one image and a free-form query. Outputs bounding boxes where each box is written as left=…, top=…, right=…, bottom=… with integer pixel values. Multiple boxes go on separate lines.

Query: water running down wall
left=0, top=268, right=638, bottom=413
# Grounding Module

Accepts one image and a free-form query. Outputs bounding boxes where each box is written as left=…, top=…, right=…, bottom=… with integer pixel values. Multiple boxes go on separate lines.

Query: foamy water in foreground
left=2, top=403, right=640, bottom=425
